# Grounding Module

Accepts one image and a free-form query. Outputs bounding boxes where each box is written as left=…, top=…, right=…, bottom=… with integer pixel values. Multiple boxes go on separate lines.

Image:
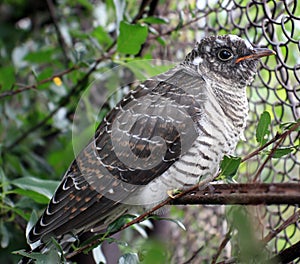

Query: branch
left=211, top=228, right=232, bottom=264
left=262, top=210, right=300, bottom=244
left=182, top=245, right=205, bottom=264
left=171, top=183, right=300, bottom=205
left=252, top=120, right=300, bottom=182
left=148, top=10, right=217, bottom=41
left=46, top=0, right=70, bottom=66
left=6, top=51, right=115, bottom=150
left=0, top=66, right=78, bottom=100
left=269, top=240, right=300, bottom=263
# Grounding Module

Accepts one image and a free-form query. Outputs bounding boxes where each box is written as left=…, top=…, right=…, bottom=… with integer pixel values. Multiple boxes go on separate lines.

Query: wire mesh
left=150, top=0, right=300, bottom=262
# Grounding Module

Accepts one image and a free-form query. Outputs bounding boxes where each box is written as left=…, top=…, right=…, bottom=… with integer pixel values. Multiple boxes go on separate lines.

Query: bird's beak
left=235, top=48, right=276, bottom=63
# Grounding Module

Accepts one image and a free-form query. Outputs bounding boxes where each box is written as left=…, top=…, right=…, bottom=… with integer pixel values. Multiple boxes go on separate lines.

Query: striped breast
left=133, top=80, right=248, bottom=209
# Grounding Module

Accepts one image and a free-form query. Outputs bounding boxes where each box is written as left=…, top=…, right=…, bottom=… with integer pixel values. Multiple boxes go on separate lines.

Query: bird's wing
left=28, top=67, right=207, bottom=246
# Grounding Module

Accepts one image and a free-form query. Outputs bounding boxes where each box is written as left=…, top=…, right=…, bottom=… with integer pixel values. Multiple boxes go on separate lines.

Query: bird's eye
left=217, top=49, right=233, bottom=61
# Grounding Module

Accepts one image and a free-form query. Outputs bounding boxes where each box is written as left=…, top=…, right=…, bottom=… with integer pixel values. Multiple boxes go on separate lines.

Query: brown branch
left=262, top=210, right=300, bottom=244
left=0, top=66, right=78, bottom=100
left=148, top=10, right=217, bottom=41
left=182, top=245, right=205, bottom=264
left=65, top=182, right=300, bottom=260
left=211, top=228, right=232, bottom=264
left=46, top=0, right=69, bottom=66
left=171, top=183, right=300, bottom=205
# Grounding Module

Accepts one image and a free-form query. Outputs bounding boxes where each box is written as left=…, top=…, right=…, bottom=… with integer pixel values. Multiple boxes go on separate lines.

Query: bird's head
left=184, top=34, right=275, bottom=87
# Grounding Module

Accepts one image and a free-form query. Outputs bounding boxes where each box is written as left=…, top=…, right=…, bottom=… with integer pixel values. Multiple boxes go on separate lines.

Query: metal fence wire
left=150, top=0, right=299, bottom=263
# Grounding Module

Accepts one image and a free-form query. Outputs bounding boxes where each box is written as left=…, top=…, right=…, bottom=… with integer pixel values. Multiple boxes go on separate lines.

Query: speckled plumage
left=23, top=35, right=275, bottom=260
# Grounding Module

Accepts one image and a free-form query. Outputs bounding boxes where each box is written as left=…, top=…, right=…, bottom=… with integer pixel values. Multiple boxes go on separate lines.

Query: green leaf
left=91, top=26, right=114, bottom=49
left=9, top=188, right=50, bottom=204
left=117, top=21, right=148, bottom=55
left=256, top=111, right=271, bottom=146
left=36, top=68, right=53, bottom=83
left=116, top=59, right=174, bottom=81
left=141, top=16, right=168, bottom=24
left=220, top=155, right=241, bottom=178
left=13, top=248, right=60, bottom=264
left=149, top=216, right=186, bottom=231
left=279, top=119, right=300, bottom=131
left=227, top=206, right=267, bottom=262
left=0, top=65, right=15, bottom=89
left=24, top=49, right=54, bottom=63
left=140, top=240, right=168, bottom=264
left=272, top=147, right=294, bottom=158
left=107, top=214, right=135, bottom=234
left=11, top=176, right=59, bottom=200
left=0, top=221, right=10, bottom=248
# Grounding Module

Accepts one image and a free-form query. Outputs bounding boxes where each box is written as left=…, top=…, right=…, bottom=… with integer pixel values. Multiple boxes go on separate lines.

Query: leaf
left=141, top=16, right=168, bottom=24
left=0, top=221, right=10, bottom=248
left=272, top=147, right=294, bottom=158
left=11, top=176, right=59, bottom=200
left=9, top=188, right=50, bottom=204
left=220, top=155, right=241, bottom=178
left=149, top=216, right=186, bottom=231
left=24, top=49, right=54, bottom=63
left=91, top=26, right=114, bottom=49
left=106, top=214, right=135, bottom=234
left=13, top=249, right=60, bottom=264
left=256, top=111, right=271, bottom=146
left=117, top=21, right=148, bottom=55
left=115, top=59, right=174, bottom=81
left=0, top=65, right=15, bottom=89
left=118, top=253, right=139, bottom=264
left=279, top=119, right=300, bottom=131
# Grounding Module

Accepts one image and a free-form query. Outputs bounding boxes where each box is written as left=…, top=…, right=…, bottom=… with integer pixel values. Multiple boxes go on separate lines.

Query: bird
left=20, top=34, right=275, bottom=263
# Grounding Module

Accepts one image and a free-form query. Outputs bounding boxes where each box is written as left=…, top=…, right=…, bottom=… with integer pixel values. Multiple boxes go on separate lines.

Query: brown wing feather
left=28, top=67, right=207, bottom=246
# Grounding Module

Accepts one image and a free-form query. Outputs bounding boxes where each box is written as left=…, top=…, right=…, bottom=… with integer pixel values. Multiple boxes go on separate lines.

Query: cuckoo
left=21, top=35, right=275, bottom=261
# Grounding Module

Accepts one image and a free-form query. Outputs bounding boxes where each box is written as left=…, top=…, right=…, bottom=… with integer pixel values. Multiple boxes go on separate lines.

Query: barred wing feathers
left=28, top=67, right=207, bottom=246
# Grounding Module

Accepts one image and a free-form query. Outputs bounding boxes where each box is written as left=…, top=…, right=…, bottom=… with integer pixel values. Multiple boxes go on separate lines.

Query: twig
left=6, top=51, right=115, bottom=150
left=252, top=121, right=300, bottom=182
left=182, top=245, right=205, bottom=264
left=262, top=210, right=300, bottom=244
left=148, top=10, right=217, bottom=41
left=0, top=66, right=78, bottom=100
left=132, top=0, right=151, bottom=23
left=46, top=0, right=70, bottom=66
left=241, top=132, right=282, bottom=162
left=211, top=228, right=232, bottom=264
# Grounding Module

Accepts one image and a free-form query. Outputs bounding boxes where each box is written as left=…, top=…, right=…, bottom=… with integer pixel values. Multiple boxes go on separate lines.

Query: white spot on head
left=215, top=38, right=225, bottom=45
left=192, top=56, right=203, bottom=65
left=228, top=34, right=253, bottom=49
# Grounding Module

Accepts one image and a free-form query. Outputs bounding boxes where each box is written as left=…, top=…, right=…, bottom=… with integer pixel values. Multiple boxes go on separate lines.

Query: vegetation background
left=0, top=0, right=299, bottom=263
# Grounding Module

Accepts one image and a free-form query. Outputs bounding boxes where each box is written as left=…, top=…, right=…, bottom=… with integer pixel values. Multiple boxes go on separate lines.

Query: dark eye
left=217, top=49, right=233, bottom=61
